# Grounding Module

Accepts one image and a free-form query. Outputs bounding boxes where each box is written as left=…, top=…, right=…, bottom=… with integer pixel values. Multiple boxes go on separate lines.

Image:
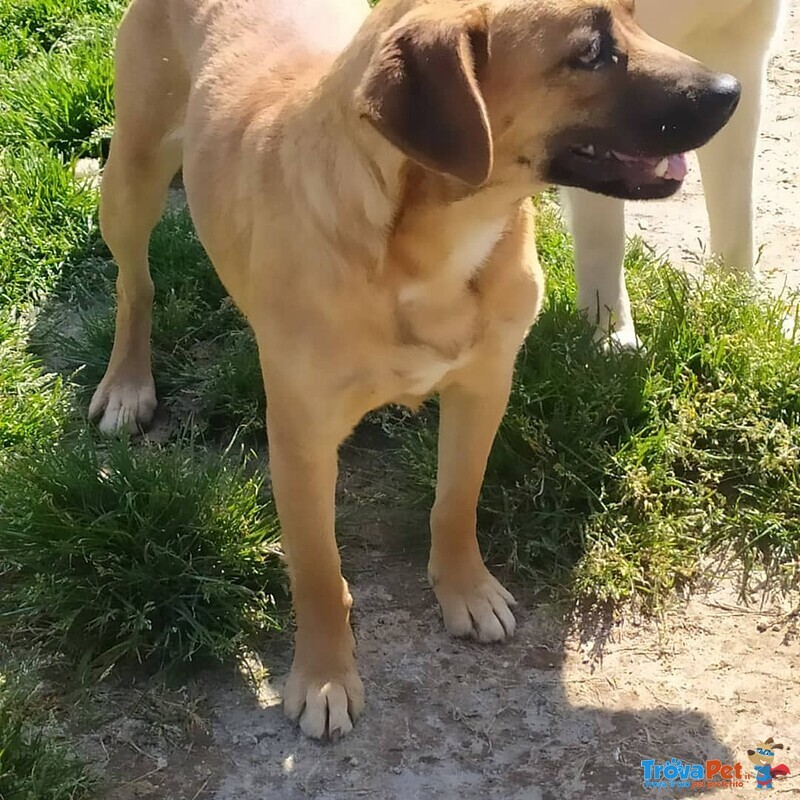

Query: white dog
left=564, top=0, right=786, bottom=348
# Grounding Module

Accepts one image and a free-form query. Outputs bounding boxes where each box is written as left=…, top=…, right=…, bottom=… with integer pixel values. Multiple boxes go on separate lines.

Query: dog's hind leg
left=90, top=0, right=187, bottom=433
left=428, top=362, right=518, bottom=643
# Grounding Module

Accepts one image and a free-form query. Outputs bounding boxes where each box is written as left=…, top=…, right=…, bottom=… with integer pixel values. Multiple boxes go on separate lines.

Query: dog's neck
left=387, top=168, right=523, bottom=286
left=280, top=92, right=526, bottom=287
left=275, top=9, right=532, bottom=285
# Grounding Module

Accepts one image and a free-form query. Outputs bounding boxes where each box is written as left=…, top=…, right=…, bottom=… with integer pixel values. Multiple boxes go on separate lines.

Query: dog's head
left=748, top=739, right=784, bottom=767
left=355, top=0, right=740, bottom=200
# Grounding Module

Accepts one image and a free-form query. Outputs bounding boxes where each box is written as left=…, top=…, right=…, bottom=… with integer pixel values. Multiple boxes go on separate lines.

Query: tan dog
left=92, top=0, right=739, bottom=739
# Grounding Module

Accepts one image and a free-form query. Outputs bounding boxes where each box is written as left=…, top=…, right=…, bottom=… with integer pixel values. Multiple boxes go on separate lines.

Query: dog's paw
left=595, top=324, right=642, bottom=354
left=283, top=661, right=365, bottom=741
left=89, top=377, right=157, bottom=434
left=432, top=566, right=517, bottom=643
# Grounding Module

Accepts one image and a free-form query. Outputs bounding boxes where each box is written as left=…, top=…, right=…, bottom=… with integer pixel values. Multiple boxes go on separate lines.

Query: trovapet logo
left=642, top=738, right=791, bottom=791
left=641, top=758, right=747, bottom=790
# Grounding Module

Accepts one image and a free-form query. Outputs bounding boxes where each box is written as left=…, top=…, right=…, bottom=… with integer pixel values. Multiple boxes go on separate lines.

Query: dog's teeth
left=654, top=158, right=669, bottom=178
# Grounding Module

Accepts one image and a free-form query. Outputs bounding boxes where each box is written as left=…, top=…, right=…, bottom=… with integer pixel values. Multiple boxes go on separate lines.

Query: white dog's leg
left=692, top=0, right=783, bottom=276
left=563, top=187, right=639, bottom=350
left=695, top=52, right=768, bottom=275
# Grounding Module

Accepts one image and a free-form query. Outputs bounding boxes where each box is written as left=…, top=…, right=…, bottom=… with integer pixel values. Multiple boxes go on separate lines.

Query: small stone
left=757, top=622, right=768, bottom=633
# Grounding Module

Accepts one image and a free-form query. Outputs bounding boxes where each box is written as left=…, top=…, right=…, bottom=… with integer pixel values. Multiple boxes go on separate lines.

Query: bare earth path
left=80, top=6, right=800, bottom=799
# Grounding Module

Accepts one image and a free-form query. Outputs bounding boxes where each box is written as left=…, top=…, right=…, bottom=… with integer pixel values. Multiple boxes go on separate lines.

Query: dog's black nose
left=705, top=73, right=742, bottom=121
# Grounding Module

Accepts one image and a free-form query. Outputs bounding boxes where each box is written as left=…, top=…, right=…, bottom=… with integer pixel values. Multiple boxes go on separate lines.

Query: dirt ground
left=73, top=5, right=800, bottom=799
left=79, top=515, right=800, bottom=800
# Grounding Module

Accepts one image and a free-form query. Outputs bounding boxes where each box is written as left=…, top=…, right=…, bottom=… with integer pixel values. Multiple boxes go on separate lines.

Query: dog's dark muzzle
left=618, top=69, right=742, bottom=157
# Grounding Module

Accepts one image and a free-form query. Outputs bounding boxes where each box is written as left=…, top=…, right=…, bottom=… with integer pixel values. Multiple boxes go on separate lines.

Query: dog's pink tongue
left=666, top=154, right=688, bottom=181
left=613, top=151, right=689, bottom=181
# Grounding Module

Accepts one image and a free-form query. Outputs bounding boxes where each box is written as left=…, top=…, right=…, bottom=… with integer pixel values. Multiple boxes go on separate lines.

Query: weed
left=0, top=435, right=288, bottom=670
left=0, top=652, right=94, bottom=800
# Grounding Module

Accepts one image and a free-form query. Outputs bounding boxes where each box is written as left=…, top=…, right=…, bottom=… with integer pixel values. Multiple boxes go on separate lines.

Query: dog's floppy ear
left=356, top=6, right=492, bottom=187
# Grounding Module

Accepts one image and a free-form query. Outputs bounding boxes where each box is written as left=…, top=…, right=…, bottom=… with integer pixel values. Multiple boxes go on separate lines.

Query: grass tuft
left=0, top=0, right=122, bottom=65
left=0, top=146, right=99, bottom=310
left=0, top=653, right=94, bottom=800
left=0, top=435, right=288, bottom=670
left=0, top=315, right=71, bottom=452
left=0, top=0, right=120, bottom=154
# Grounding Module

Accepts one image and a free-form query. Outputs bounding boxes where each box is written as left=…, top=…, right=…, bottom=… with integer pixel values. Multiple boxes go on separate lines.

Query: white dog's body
left=565, top=0, right=786, bottom=348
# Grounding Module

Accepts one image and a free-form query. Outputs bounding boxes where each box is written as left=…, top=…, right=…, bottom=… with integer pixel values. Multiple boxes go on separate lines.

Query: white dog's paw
left=595, top=323, right=643, bottom=354
left=431, top=565, right=517, bottom=643
left=89, top=377, right=157, bottom=434
left=283, top=660, right=365, bottom=741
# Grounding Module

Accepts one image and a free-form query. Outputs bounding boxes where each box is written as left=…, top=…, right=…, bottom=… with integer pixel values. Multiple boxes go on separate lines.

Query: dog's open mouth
left=549, top=144, right=689, bottom=200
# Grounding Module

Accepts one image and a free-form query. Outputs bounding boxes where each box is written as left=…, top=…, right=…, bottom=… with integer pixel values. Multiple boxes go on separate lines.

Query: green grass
left=0, top=3, right=283, bottom=789
left=0, top=652, right=94, bottom=800
left=0, top=315, right=70, bottom=451
left=0, top=146, right=100, bottom=309
left=0, top=38, right=115, bottom=156
left=0, top=436, right=287, bottom=669
left=402, top=200, right=800, bottom=601
left=0, top=1, right=120, bottom=156
left=0, top=0, right=122, bottom=66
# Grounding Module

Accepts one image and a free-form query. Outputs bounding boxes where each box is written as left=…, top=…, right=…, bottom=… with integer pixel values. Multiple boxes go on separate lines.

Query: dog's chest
left=443, top=218, right=508, bottom=282
left=389, top=293, right=479, bottom=399
left=400, top=350, right=471, bottom=397
left=389, top=223, right=509, bottom=398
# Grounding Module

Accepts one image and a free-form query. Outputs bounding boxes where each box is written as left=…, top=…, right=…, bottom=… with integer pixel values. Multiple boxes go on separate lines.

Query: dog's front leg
left=266, top=388, right=364, bottom=740
left=428, top=362, right=517, bottom=642
left=562, top=187, right=640, bottom=351
left=695, top=45, right=770, bottom=275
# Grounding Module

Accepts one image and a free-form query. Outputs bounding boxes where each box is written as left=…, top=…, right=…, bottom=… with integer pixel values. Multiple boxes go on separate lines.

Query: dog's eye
left=574, top=34, right=615, bottom=71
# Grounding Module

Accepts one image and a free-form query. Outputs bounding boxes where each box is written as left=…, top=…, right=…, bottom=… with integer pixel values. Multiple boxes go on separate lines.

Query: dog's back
left=634, top=0, right=784, bottom=50
left=112, top=0, right=369, bottom=147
